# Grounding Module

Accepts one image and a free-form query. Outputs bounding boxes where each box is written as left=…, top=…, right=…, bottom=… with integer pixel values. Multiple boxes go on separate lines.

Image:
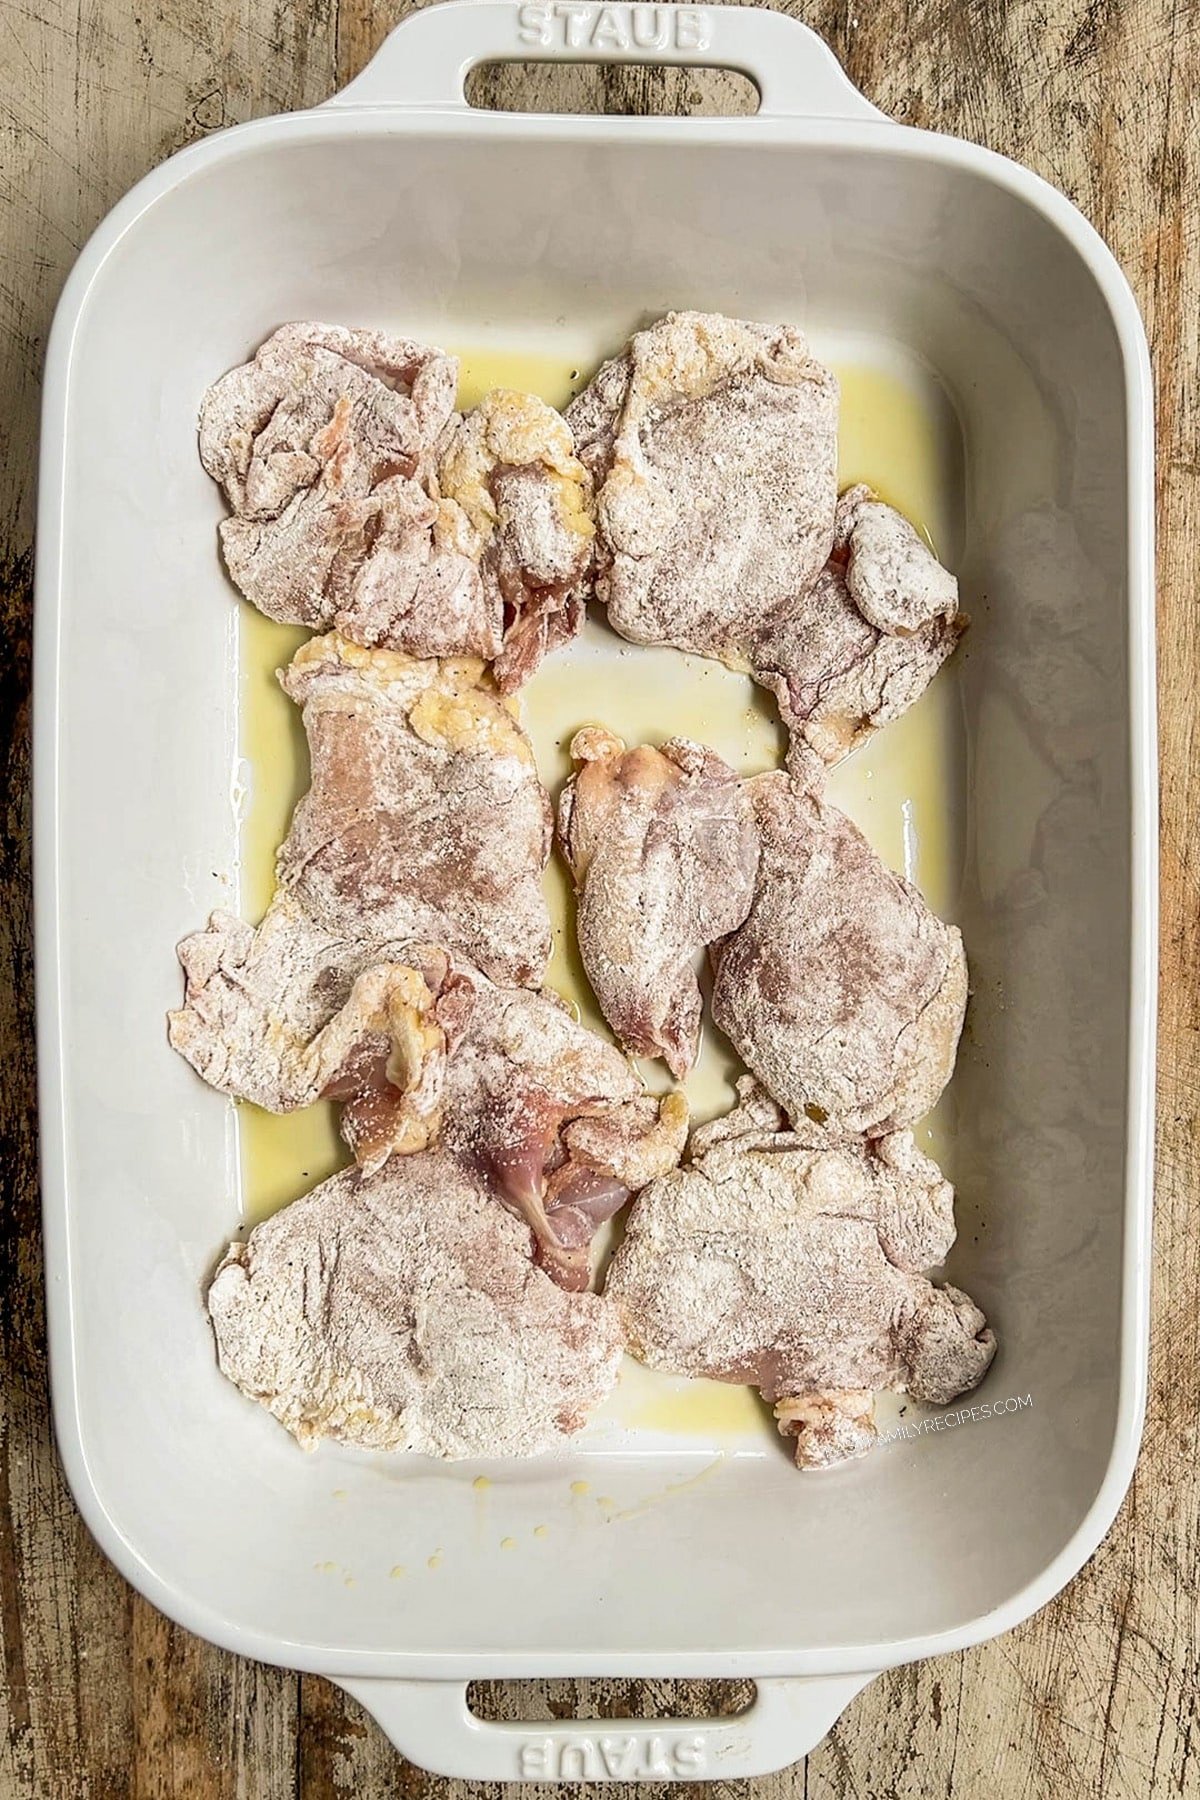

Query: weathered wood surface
left=1, top=0, right=1197, bottom=1794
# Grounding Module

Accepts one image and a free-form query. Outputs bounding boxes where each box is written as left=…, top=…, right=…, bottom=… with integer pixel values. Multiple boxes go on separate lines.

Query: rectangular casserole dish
left=36, top=2, right=1156, bottom=1779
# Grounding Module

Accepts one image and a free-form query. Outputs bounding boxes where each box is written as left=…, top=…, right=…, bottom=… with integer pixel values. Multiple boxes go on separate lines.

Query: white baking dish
left=36, top=2, right=1156, bottom=1779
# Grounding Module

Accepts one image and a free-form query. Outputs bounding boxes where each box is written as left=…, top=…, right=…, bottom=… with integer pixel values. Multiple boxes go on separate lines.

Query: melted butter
left=236, top=1101, right=346, bottom=1220
left=238, top=613, right=312, bottom=922
left=236, top=337, right=966, bottom=1305
left=237, top=613, right=349, bottom=1221
left=455, top=347, right=579, bottom=413
left=596, top=1357, right=771, bottom=1439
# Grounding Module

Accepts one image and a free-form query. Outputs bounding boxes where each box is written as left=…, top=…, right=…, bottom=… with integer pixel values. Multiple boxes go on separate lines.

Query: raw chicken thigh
left=432, top=962, right=688, bottom=1289
left=606, top=1080, right=996, bottom=1468
left=199, top=322, right=475, bottom=645
left=567, top=311, right=839, bottom=661
left=168, top=898, right=455, bottom=1153
left=208, top=1148, right=623, bottom=1457
left=169, top=632, right=552, bottom=1114
left=712, top=773, right=967, bottom=1137
left=752, top=484, right=964, bottom=774
left=271, top=632, right=552, bottom=981
left=557, top=728, right=759, bottom=1075
left=201, top=327, right=594, bottom=685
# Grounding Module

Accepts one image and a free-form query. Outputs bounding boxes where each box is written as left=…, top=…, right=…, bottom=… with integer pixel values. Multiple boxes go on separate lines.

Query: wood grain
left=2, top=1, right=1197, bottom=1795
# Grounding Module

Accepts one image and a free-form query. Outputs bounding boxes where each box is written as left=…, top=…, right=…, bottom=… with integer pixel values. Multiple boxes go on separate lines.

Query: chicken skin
left=201, top=328, right=593, bottom=686
left=606, top=1079, right=996, bottom=1468
left=271, top=632, right=552, bottom=981
left=431, top=961, right=688, bottom=1288
left=567, top=311, right=839, bottom=662
left=435, top=388, right=595, bottom=689
left=752, top=484, right=964, bottom=775
left=200, top=322, right=475, bottom=643
left=711, top=774, right=967, bottom=1137
left=557, top=728, right=759, bottom=1075
left=169, top=901, right=458, bottom=1157
left=169, top=632, right=551, bottom=1137
left=208, top=1148, right=623, bottom=1457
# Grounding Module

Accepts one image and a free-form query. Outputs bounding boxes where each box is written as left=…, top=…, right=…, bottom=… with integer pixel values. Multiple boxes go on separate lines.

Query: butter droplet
left=597, top=1495, right=616, bottom=1510
left=500, top=1537, right=518, bottom=1551
left=472, top=1476, right=491, bottom=1492
left=389, top=1565, right=406, bottom=1579
left=427, top=1552, right=443, bottom=1570
left=332, top=1489, right=346, bottom=1500
left=533, top=1525, right=550, bottom=1540
left=570, top=1480, right=590, bottom=1497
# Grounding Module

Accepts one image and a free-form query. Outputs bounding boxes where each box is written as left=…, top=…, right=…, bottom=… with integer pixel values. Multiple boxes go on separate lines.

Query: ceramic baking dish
left=36, top=2, right=1156, bottom=1779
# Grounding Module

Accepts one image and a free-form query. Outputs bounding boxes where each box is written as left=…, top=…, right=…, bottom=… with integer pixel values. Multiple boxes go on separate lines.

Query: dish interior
left=237, top=337, right=967, bottom=1446
left=48, top=120, right=1134, bottom=1667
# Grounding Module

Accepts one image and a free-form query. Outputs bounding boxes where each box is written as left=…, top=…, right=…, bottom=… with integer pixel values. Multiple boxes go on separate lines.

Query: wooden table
left=2, top=2, right=1196, bottom=1794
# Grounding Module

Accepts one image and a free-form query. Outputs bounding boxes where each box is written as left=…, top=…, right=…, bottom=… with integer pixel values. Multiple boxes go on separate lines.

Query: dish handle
left=333, top=1672, right=878, bottom=1780
left=324, top=0, right=887, bottom=122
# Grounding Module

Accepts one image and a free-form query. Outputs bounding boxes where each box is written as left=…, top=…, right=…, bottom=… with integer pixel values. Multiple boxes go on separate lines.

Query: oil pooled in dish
left=233, top=339, right=966, bottom=1447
